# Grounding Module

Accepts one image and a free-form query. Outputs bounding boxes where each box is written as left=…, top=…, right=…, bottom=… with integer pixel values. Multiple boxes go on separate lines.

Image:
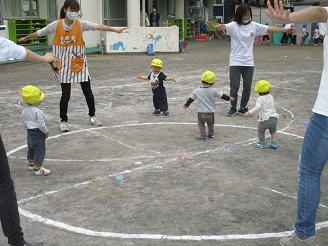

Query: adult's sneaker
left=151, top=110, right=161, bottom=116
left=60, top=121, right=69, bottom=132
left=279, top=233, right=317, bottom=246
left=161, top=111, right=170, bottom=117
left=226, top=107, right=237, bottom=117
left=90, top=116, right=102, bottom=126
left=207, top=134, right=215, bottom=139
left=238, top=107, right=248, bottom=115
left=35, top=166, right=51, bottom=176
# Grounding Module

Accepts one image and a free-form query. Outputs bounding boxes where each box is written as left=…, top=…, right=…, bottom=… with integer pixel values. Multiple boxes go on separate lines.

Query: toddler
left=244, top=80, right=279, bottom=149
left=21, top=85, right=50, bottom=176
left=136, top=59, right=176, bottom=117
left=183, top=71, right=234, bottom=140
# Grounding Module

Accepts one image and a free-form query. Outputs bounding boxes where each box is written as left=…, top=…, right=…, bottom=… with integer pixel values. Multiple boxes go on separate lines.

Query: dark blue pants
left=0, top=135, right=25, bottom=246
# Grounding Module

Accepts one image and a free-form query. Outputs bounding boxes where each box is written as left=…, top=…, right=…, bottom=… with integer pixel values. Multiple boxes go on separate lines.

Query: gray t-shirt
left=190, top=87, right=224, bottom=113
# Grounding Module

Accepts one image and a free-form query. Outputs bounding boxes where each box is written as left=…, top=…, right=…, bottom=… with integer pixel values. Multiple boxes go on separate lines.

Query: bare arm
left=165, top=76, right=176, bottom=82
left=136, top=75, right=148, bottom=80
left=25, top=49, right=58, bottom=63
left=18, top=31, right=38, bottom=43
left=205, top=21, right=226, bottom=32
left=266, top=0, right=328, bottom=24
left=268, top=26, right=295, bottom=33
left=96, top=24, right=129, bottom=33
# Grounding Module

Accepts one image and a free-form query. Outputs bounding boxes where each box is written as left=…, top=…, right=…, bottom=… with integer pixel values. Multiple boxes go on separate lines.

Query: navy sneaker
left=226, top=107, right=237, bottom=117
left=160, top=111, right=170, bottom=117
left=151, top=110, right=161, bottom=116
left=207, top=134, right=215, bottom=139
left=238, top=107, right=248, bottom=115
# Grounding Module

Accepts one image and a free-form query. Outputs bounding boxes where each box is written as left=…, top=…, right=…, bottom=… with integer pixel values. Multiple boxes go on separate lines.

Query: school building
left=0, top=0, right=315, bottom=53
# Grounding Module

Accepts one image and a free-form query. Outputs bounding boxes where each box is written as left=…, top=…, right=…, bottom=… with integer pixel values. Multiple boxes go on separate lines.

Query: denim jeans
left=27, top=130, right=46, bottom=165
left=295, top=112, right=328, bottom=237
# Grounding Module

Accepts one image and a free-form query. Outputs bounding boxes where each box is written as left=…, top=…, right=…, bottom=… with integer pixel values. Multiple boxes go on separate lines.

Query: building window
left=4, top=0, right=38, bottom=18
left=103, top=0, right=127, bottom=26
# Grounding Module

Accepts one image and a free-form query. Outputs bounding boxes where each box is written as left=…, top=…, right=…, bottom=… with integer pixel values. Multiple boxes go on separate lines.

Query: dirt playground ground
left=0, top=40, right=327, bottom=246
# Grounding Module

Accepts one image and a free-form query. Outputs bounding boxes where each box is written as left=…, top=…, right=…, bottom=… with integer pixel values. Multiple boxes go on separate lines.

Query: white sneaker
left=35, top=166, right=51, bottom=176
left=28, top=163, right=35, bottom=171
left=60, top=122, right=69, bottom=132
left=90, top=116, right=102, bottom=126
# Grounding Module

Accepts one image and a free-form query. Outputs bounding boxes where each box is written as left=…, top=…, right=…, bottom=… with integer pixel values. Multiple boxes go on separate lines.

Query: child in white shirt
left=244, top=80, right=279, bottom=149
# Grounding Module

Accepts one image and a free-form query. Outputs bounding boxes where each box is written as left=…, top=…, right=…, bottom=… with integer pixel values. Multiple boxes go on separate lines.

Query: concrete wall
left=105, top=27, right=179, bottom=53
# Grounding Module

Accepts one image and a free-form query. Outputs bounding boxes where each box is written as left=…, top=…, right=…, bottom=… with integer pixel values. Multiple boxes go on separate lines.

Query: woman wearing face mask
left=149, top=6, right=160, bottom=27
left=206, top=3, right=293, bottom=117
left=18, top=0, right=128, bottom=132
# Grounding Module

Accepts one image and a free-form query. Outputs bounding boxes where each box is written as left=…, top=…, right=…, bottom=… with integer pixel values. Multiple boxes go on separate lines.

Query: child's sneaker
left=197, top=135, right=207, bottom=140
left=28, top=163, right=35, bottom=171
left=270, top=141, right=278, bottom=148
left=161, top=111, right=170, bottom=117
left=34, top=166, right=51, bottom=176
left=207, top=134, right=215, bottom=139
left=90, top=116, right=102, bottom=126
left=151, top=110, right=161, bottom=116
left=60, top=121, right=69, bottom=132
left=255, top=141, right=266, bottom=149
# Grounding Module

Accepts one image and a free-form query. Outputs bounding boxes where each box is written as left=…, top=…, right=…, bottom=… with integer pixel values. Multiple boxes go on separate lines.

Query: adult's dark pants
left=60, top=79, right=96, bottom=122
left=229, top=66, right=254, bottom=109
left=0, top=136, right=25, bottom=246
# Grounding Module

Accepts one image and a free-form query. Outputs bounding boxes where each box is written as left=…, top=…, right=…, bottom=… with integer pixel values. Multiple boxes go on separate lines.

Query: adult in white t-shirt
left=266, top=1, right=328, bottom=245
left=206, top=3, right=294, bottom=116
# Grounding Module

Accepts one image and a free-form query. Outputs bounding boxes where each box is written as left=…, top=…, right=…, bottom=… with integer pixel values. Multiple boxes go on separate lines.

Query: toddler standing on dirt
left=136, top=59, right=176, bottom=117
left=183, top=71, right=234, bottom=140
left=244, top=80, right=279, bottom=149
left=21, top=85, right=50, bottom=176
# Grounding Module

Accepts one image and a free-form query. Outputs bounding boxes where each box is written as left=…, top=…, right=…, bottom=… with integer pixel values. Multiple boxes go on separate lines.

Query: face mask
left=242, top=18, right=251, bottom=24
left=66, top=11, right=79, bottom=20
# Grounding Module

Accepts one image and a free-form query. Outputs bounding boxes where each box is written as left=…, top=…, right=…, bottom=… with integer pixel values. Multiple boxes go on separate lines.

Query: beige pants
left=197, top=112, right=215, bottom=137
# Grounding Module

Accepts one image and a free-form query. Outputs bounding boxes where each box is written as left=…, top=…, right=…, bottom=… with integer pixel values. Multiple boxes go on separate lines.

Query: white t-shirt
left=312, top=7, right=328, bottom=116
left=0, top=36, right=26, bottom=60
left=225, top=21, right=268, bottom=66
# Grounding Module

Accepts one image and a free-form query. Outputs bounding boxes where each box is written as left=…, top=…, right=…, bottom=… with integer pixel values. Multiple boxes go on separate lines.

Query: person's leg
left=268, top=118, right=278, bottom=148
left=26, top=133, right=35, bottom=169
left=197, top=113, right=206, bottom=138
left=255, top=121, right=267, bottom=149
left=206, top=113, right=215, bottom=136
left=295, top=113, right=328, bottom=238
left=32, top=132, right=49, bottom=176
left=240, top=66, right=254, bottom=109
left=60, top=83, right=71, bottom=122
left=80, top=79, right=95, bottom=117
left=0, top=136, right=25, bottom=246
left=229, top=66, right=241, bottom=109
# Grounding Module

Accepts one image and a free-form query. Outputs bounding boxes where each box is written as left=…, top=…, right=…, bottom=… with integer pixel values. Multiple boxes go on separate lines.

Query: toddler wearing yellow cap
left=244, top=80, right=279, bottom=149
left=21, top=85, right=50, bottom=176
left=136, top=59, right=176, bottom=117
left=183, top=71, right=235, bottom=140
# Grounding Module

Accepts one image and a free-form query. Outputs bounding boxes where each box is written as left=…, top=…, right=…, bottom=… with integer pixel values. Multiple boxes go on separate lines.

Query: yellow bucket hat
left=21, top=85, right=44, bottom=104
left=254, top=80, right=272, bottom=93
left=201, top=71, right=216, bottom=84
left=151, top=59, right=163, bottom=68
